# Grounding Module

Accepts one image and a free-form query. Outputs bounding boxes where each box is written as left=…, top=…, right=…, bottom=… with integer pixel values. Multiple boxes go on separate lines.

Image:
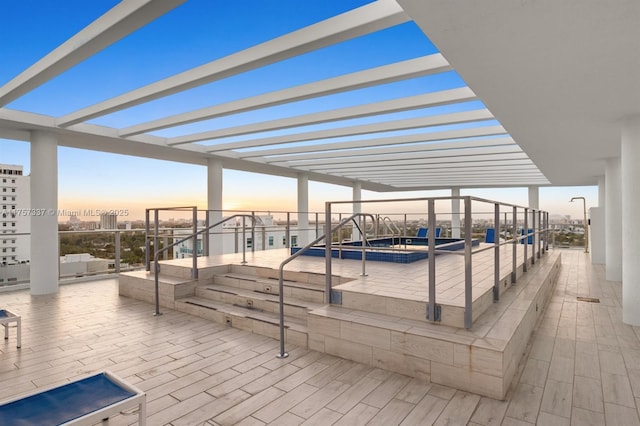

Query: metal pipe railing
left=144, top=209, right=150, bottom=270
left=493, top=203, right=500, bottom=302
left=531, top=210, right=536, bottom=266
left=320, top=196, right=555, bottom=328
left=277, top=212, right=375, bottom=358
left=192, top=207, right=198, bottom=279
left=512, top=206, right=517, bottom=284
left=1, top=203, right=554, bottom=310
left=151, top=213, right=255, bottom=316
left=377, top=215, right=402, bottom=239
left=463, top=197, right=473, bottom=329
left=523, top=208, right=529, bottom=273
left=241, top=216, right=247, bottom=264
left=4, top=201, right=558, bottom=340
left=427, top=199, right=437, bottom=322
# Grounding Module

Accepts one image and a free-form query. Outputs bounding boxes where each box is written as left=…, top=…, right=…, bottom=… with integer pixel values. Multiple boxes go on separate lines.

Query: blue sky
left=0, top=1, right=597, bottom=219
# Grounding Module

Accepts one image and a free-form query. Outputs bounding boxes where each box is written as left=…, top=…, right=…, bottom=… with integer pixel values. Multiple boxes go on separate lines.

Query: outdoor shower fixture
left=570, top=197, right=589, bottom=253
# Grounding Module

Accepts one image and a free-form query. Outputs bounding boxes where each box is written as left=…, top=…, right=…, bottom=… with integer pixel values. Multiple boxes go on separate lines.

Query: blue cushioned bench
left=0, top=371, right=146, bottom=425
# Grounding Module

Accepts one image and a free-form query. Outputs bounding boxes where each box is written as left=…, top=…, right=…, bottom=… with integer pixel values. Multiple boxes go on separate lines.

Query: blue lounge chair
left=0, top=371, right=146, bottom=425
left=416, top=227, right=441, bottom=238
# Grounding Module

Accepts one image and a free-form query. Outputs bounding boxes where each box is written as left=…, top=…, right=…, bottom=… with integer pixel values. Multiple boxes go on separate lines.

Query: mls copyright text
left=10, top=209, right=130, bottom=217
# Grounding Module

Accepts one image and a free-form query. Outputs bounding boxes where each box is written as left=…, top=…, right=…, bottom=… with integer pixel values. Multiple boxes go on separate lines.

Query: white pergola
left=0, top=0, right=548, bottom=191
left=2, top=0, right=640, bottom=326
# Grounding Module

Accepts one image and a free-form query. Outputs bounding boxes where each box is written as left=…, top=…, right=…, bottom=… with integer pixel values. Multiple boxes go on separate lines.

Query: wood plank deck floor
left=1, top=248, right=639, bottom=425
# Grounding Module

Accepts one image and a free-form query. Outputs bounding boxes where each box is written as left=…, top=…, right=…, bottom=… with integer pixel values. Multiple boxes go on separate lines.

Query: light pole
left=570, top=197, right=589, bottom=253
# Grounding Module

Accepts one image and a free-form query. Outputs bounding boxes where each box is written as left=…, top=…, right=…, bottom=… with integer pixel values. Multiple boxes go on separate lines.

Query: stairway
left=173, top=265, right=328, bottom=348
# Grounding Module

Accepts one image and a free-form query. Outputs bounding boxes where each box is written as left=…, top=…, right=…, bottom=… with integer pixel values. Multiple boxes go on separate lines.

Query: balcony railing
left=0, top=228, right=152, bottom=290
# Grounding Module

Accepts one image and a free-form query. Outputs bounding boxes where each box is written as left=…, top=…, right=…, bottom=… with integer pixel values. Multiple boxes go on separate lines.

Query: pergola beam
left=201, top=109, right=493, bottom=151
left=233, top=125, right=507, bottom=158
left=275, top=145, right=523, bottom=167
left=122, top=55, right=455, bottom=138
left=296, top=153, right=529, bottom=171
left=372, top=170, right=546, bottom=179
left=57, top=0, right=409, bottom=127
left=340, top=163, right=541, bottom=176
left=260, top=136, right=516, bottom=163
left=0, top=0, right=186, bottom=107
left=385, top=179, right=550, bottom=187
left=298, top=151, right=528, bottom=171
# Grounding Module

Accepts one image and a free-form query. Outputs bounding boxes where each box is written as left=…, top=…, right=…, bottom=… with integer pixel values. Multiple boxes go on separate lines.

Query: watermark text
left=10, top=208, right=129, bottom=217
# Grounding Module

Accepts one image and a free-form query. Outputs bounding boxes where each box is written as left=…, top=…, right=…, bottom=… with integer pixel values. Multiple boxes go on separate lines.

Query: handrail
left=350, top=218, right=370, bottom=247
left=152, top=213, right=256, bottom=316
left=379, top=215, right=402, bottom=237
left=276, top=213, right=375, bottom=358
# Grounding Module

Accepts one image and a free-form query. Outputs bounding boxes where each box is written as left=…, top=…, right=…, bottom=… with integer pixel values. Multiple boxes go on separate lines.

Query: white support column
left=297, top=173, right=309, bottom=246
left=451, top=187, right=460, bottom=238
left=207, top=158, right=223, bottom=255
left=605, top=158, right=622, bottom=281
left=352, top=182, right=362, bottom=241
left=622, top=116, right=640, bottom=325
left=30, top=131, right=59, bottom=295
left=590, top=176, right=606, bottom=265
left=528, top=186, right=539, bottom=210
left=588, top=203, right=606, bottom=265
left=598, top=176, right=606, bottom=207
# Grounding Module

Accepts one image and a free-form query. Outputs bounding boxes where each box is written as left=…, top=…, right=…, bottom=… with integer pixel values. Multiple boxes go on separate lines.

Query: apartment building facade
left=0, top=164, right=30, bottom=284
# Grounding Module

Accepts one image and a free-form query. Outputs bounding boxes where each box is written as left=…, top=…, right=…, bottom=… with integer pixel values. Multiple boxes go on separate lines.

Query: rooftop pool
left=291, top=236, right=480, bottom=264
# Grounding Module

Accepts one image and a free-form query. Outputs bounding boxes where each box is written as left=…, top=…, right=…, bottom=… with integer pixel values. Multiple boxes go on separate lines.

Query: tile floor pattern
left=1, top=249, right=639, bottom=425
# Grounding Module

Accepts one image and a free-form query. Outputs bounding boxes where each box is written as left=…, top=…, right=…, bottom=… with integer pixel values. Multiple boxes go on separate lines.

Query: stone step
left=174, top=296, right=307, bottom=348
left=229, top=264, right=347, bottom=286
left=195, top=283, right=325, bottom=321
left=150, top=261, right=230, bottom=281
left=119, top=270, right=197, bottom=308
left=212, top=272, right=325, bottom=304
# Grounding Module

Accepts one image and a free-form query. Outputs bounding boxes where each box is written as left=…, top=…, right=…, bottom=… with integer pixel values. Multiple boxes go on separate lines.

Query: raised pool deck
left=149, top=242, right=538, bottom=325
left=119, top=242, right=560, bottom=399
left=158, top=243, right=530, bottom=304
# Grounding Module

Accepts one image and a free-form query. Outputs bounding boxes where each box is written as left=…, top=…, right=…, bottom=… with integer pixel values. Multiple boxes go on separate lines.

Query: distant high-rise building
left=68, top=215, right=81, bottom=230
left=0, top=164, right=30, bottom=265
left=100, top=212, right=117, bottom=230
left=0, top=164, right=30, bottom=285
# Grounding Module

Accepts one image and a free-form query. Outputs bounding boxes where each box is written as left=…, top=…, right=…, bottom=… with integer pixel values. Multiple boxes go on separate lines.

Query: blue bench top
left=0, top=372, right=135, bottom=425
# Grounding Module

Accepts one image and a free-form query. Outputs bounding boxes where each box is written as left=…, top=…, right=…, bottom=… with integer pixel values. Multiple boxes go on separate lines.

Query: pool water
left=291, top=236, right=479, bottom=263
